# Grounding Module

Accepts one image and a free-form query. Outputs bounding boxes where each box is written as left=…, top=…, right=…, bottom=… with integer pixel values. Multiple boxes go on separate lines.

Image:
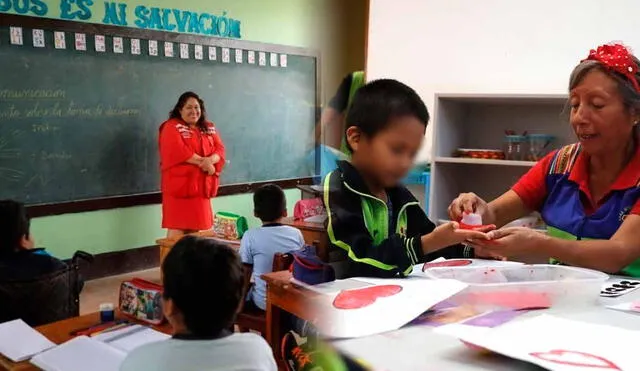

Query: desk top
left=261, top=271, right=318, bottom=299
left=0, top=312, right=172, bottom=371
left=261, top=271, right=323, bottom=323
left=333, top=276, right=640, bottom=371
left=281, top=217, right=326, bottom=232
left=156, top=230, right=241, bottom=247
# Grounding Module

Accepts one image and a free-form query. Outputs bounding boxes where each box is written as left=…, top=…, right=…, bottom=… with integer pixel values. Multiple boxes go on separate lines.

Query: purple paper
left=410, top=306, right=482, bottom=327
left=462, top=310, right=525, bottom=328
left=431, top=300, right=457, bottom=311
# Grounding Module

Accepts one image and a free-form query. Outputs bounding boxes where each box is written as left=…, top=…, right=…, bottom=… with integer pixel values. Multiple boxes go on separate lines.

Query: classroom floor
left=80, top=268, right=161, bottom=315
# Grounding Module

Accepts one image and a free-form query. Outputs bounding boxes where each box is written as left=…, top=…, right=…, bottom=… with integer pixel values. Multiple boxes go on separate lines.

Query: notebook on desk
left=30, top=336, right=126, bottom=371
left=0, top=319, right=55, bottom=362
left=93, top=325, right=170, bottom=353
left=30, top=327, right=170, bottom=371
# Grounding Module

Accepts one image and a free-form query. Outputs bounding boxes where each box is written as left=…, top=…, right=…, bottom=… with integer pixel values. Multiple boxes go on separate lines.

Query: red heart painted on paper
left=530, top=350, right=621, bottom=370
left=333, top=285, right=403, bottom=310
left=422, top=259, right=472, bottom=270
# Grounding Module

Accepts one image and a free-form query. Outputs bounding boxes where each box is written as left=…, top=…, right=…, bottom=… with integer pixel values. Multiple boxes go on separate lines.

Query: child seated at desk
left=120, top=236, right=276, bottom=371
left=0, top=200, right=65, bottom=281
left=323, top=80, right=494, bottom=278
left=239, top=184, right=304, bottom=311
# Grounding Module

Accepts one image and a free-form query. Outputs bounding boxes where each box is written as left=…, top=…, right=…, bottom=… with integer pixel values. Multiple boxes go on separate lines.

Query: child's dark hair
left=0, top=200, right=30, bottom=256
left=162, top=236, right=243, bottom=337
left=345, top=79, right=430, bottom=152
left=253, top=184, right=286, bottom=222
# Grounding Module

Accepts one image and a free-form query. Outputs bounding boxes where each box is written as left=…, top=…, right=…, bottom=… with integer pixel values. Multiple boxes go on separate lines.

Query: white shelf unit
left=429, top=94, right=573, bottom=222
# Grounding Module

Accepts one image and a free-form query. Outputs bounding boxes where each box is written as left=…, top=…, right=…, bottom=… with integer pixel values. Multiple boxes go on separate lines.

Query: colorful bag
left=118, top=279, right=164, bottom=325
left=291, top=245, right=335, bottom=285
left=213, top=212, right=248, bottom=240
left=293, top=198, right=326, bottom=221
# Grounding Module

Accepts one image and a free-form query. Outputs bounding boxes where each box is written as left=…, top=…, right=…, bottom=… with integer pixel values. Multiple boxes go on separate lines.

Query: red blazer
left=159, top=118, right=226, bottom=198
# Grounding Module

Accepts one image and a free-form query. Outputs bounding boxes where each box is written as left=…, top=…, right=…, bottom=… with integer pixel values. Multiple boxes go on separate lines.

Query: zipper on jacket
left=343, top=181, right=389, bottom=238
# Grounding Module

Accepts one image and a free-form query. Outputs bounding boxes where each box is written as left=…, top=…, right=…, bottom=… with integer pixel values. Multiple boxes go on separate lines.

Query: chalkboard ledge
left=27, top=177, right=314, bottom=217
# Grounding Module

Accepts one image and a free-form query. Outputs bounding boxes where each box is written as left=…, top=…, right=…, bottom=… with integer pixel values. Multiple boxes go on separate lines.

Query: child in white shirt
left=120, top=236, right=276, bottom=371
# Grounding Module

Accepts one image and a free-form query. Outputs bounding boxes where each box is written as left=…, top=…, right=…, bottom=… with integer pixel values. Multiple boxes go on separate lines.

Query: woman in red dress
left=159, top=92, right=226, bottom=238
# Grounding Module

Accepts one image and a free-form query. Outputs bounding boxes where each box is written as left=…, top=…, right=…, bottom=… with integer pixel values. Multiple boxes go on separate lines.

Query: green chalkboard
left=0, top=22, right=317, bottom=205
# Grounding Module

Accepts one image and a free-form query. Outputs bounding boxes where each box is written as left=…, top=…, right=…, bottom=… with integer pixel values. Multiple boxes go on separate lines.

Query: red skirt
left=161, top=194, right=213, bottom=231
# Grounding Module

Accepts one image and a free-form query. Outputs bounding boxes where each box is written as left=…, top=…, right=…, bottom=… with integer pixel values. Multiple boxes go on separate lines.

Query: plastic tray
left=423, top=264, right=608, bottom=309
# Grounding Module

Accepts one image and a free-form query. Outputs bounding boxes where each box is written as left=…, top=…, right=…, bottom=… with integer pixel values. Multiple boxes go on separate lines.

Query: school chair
left=236, top=252, right=294, bottom=335
left=0, top=251, right=93, bottom=327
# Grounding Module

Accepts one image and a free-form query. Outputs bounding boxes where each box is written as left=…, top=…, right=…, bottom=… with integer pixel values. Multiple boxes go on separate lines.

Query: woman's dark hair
left=0, top=200, right=30, bottom=255
left=254, top=184, right=286, bottom=222
left=162, top=236, right=243, bottom=337
left=169, top=91, right=208, bottom=132
left=345, top=79, right=430, bottom=152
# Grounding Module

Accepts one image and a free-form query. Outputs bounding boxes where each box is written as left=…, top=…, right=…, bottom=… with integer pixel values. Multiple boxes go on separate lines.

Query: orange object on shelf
left=455, top=149, right=505, bottom=160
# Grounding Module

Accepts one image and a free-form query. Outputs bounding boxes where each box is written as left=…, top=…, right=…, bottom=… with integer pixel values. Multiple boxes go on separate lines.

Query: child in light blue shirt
left=239, top=184, right=304, bottom=310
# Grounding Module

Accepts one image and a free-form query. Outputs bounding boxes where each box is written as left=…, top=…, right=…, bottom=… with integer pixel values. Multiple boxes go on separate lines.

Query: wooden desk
left=156, top=231, right=241, bottom=267
left=281, top=217, right=329, bottom=261
left=156, top=217, right=329, bottom=266
left=262, top=270, right=321, bottom=368
left=297, top=184, right=323, bottom=199
left=0, top=312, right=172, bottom=371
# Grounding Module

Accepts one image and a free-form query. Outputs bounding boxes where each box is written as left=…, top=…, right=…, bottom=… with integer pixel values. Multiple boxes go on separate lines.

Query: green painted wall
left=34, top=190, right=300, bottom=258
left=5, top=0, right=366, bottom=259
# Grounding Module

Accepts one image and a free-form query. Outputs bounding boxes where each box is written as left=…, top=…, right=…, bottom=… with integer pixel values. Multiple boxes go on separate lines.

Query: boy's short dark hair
left=345, top=79, right=430, bottom=152
left=0, top=200, right=30, bottom=255
left=162, top=236, right=243, bottom=336
left=253, top=184, right=286, bottom=222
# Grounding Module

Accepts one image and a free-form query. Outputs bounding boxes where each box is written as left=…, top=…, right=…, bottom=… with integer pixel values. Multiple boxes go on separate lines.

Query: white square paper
left=180, top=43, right=189, bottom=59
left=75, top=33, right=86, bottom=51
left=222, top=48, right=230, bottom=63
left=112, top=37, right=123, bottom=53
left=0, top=320, right=55, bottom=362
left=32, top=29, right=45, bottom=48
left=248, top=50, right=256, bottom=64
left=270, top=53, right=278, bottom=67
left=95, top=35, right=106, bottom=52
left=258, top=52, right=266, bottom=66
left=279, top=54, right=288, bottom=68
left=149, top=40, right=158, bottom=56
left=10, top=26, right=23, bottom=45
left=208, top=46, right=217, bottom=60
left=194, top=45, right=203, bottom=60
left=164, top=42, right=173, bottom=57
left=54, top=31, right=66, bottom=49
left=131, top=39, right=141, bottom=55
left=234, top=49, right=243, bottom=63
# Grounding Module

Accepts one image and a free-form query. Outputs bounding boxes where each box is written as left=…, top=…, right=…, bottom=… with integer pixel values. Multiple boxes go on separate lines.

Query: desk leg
left=265, top=288, right=285, bottom=369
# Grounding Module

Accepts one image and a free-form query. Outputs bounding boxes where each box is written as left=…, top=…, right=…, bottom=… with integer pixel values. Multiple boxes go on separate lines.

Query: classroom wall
left=367, top=0, right=640, bottom=163
left=3, top=0, right=367, bottom=258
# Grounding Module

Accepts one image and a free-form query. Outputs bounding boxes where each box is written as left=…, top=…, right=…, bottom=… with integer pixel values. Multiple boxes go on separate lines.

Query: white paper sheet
left=30, top=336, right=125, bottom=371
left=94, top=325, right=169, bottom=353
left=317, top=278, right=467, bottom=339
left=436, top=314, right=640, bottom=370
left=0, top=319, right=55, bottom=362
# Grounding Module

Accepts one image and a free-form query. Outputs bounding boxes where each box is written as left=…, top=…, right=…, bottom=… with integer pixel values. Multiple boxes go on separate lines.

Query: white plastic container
left=423, top=265, right=608, bottom=309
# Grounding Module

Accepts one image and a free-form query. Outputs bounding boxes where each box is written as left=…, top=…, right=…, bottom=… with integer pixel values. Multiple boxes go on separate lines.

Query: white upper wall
left=367, top=0, right=640, bottom=162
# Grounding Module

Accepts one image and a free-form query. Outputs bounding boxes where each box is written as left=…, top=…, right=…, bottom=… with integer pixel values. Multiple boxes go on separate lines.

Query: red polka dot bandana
left=582, top=43, right=640, bottom=93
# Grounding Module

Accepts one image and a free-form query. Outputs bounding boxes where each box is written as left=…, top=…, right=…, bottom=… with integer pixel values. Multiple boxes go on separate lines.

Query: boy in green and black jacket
left=324, top=80, right=494, bottom=278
